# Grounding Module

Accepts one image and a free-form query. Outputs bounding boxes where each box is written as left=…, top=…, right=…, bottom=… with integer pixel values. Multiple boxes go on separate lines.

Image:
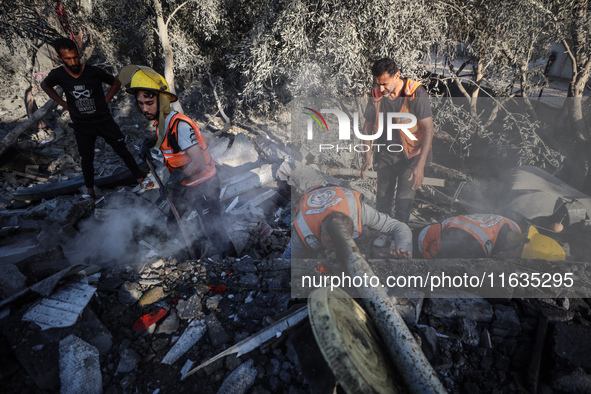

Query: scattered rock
left=491, top=304, right=521, bottom=338
left=116, top=348, right=140, bottom=374
left=59, top=335, right=102, bottom=394
left=426, top=298, right=494, bottom=322
left=138, top=286, right=165, bottom=307
left=177, top=294, right=203, bottom=320
left=0, top=264, right=26, bottom=298
left=119, top=282, right=142, bottom=305
left=216, top=359, right=257, bottom=394
left=554, top=324, right=591, bottom=369
left=205, top=313, right=230, bottom=348
left=156, top=311, right=180, bottom=334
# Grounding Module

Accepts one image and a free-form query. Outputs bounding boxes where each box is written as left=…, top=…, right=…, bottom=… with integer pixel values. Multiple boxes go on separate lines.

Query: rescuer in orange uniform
left=416, top=214, right=565, bottom=261
left=361, top=58, right=434, bottom=224
left=283, top=186, right=413, bottom=259
left=122, top=66, right=236, bottom=258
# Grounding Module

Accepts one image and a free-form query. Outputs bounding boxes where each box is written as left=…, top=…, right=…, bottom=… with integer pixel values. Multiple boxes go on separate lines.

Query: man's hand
left=408, top=162, right=425, bottom=190
left=139, top=137, right=156, bottom=160
left=160, top=168, right=185, bottom=197
left=389, top=247, right=411, bottom=259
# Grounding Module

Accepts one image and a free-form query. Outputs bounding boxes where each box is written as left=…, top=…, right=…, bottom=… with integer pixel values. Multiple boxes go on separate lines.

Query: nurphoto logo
left=303, top=107, right=417, bottom=152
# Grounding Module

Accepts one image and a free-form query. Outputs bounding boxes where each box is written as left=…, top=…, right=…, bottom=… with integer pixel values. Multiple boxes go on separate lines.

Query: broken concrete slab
left=491, top=304, right=521, bottom=338
left=118, top=282, right=142, bottom=305
left=156, top=311, right=180, bottom=334
left=177, top=294, right=203, bottom=320
left=208, top=137, right=230, bottom=161
left=554, top=323, right=591, bottom=369
left=425, top=297, right=494, bottom=323
left=161, top=316, right=207, bottom=365
left=214, top=133, right=259, bottom=167
left=116, top=347, right=141, bottom=374
left=220, top=164, right=275, bottom=201
left=216, top=359, right=257, bottom=394
left=205, top=313, right=230, bottom=348
left=0, top=264, right=88, bottom=310
left=36, top=223, right=78, bottom=250
left=16, top=246, right=71, bottom=283
left=0, top=243, right=44, bottom=266
left=22, top=279, right=97, bottom=330
left=59, top=335, right=102, bottom=394
left=0, top=263, right=27, bottom=298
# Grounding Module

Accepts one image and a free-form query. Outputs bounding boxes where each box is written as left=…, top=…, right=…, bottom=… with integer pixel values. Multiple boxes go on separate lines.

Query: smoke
left=62, top=191, right=183, bottom=268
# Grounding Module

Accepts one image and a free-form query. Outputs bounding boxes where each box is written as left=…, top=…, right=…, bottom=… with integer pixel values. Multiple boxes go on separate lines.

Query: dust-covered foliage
left=227, top=0, right=446, bottom=114
left=0, top=0, right=586, bottom=176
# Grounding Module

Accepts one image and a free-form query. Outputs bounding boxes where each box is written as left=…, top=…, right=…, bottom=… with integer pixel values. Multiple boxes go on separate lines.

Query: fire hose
left=326, top=219, right=448, bottom=393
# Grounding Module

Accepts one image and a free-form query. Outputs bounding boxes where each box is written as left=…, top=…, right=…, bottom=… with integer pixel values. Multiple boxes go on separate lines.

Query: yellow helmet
left=119, top=65, right=178, bottom=101
left=521, top=226, right=565, bottom=261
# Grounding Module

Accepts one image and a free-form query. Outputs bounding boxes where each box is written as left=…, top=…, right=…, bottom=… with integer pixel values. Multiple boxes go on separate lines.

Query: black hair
left=53, top=38, right=78, bottom=54
left=135, top=90, right=158, bottom=99
left=371, top=58, right=399, bottom=77
left=321, top=212, right=354, bottom=237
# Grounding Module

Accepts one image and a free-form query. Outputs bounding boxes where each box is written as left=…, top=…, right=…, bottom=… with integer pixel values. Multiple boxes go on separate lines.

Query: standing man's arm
left=105, top=77, right=121, bottom=104
left=361, top=119, right=374, bottom=180
left=40, top=81, right=68, bottom=111
left=361, top=202, right=412, bottom=257
left=409, top=116, right=434, bottom=190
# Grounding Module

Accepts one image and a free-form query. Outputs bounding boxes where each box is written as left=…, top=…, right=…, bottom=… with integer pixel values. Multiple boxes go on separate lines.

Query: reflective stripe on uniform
left=295, top=209, right=321, bottom=250
left=442, top=218, right=493, bottom=257
left=417, top=225, right=431, bottom=256
left=183, top=166, right=217, bottom=186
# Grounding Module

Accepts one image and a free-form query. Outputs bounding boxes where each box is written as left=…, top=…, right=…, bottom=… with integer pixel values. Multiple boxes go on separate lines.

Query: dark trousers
left=168, top=173, right=236, bottom=257
left=375, top=156, right=418, bottom=224
left=73, top=120, right=143, bottom=188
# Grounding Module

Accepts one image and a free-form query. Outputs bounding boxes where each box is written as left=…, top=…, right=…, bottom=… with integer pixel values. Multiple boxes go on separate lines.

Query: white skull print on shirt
left=71, top=85, right=96, bottom=114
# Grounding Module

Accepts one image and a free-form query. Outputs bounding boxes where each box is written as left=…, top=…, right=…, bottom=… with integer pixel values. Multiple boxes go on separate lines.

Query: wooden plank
left=319, top=166, right=445, bottom=187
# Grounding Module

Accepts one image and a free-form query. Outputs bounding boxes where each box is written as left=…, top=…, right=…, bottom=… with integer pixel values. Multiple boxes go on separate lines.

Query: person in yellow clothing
left=121, top=66, right=236, bottom=258
left=361, top=58, right=434, bottom=223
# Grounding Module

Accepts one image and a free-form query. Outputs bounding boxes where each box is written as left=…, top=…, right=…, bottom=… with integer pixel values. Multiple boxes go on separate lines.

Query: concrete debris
left=0, top=264, right=27, bottom=298
left=0, top=264, right=87, bottom=309
left=59, top=335, right=102, bottom=394
left=138, top=286, right=165, bottom=307
left=118, top=282, right=142, bottom=305
left=156, top=311, right=180, bottom=334
left=180, top=359, right=195, bottom=380
left=22, top=279, right=97, bottom=330
left=425, top=297, right=494, bottom=322
left=553, top=324, right=591, bottom=369
left=216, top=359, right=257, bottom=394
left=491, top=304, right=521, bottom=338
left=177, top=294, right=204, bottom=320
left=162, top=316, right=207, bottom=365
left=2, top=94, right=591, bottom=394
left=184, top=306, right=308, bottom=379
left=205, top=313, right=230, bottom=347
left=220, top=164, right=275, bottom=201
left=206, top=294, right=223, bottom=311
left=214, top=133, right=259, bottom=167
left=116, top=347, right=141, bottom=374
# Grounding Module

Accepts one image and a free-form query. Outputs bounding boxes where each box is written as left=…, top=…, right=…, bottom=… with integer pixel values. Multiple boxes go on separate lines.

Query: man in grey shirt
left=283, top=186, right=412, bottom=259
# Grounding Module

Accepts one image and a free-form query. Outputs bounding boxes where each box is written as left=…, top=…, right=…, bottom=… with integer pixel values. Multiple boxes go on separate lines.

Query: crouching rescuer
left=121, top=65, right=236, bottom=258
left=283, top=185, right=413, bottom=259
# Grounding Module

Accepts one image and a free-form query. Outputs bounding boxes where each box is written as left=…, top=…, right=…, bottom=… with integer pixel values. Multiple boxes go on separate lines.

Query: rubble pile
left=2, top=86, right=591, bottom=393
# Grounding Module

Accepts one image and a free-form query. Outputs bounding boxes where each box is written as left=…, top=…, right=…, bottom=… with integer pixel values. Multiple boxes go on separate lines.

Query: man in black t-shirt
left=361, top=58, right=434, bottom=223
left=41, top=38, right=144, bottom=199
